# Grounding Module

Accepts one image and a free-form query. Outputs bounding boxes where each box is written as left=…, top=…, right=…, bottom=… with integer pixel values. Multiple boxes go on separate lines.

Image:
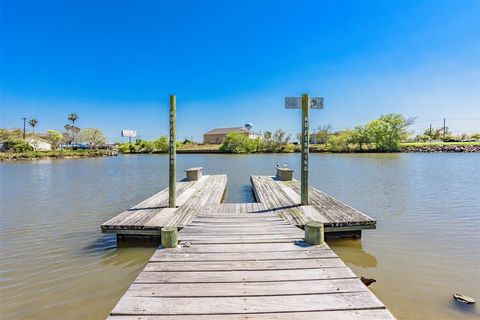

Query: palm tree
left=68, top=113, right=79, bottom=125
left=29, top=118, right=38, bottom=134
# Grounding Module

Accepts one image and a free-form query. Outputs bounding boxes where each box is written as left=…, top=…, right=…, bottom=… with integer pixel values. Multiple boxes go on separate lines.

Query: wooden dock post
left=169, top=95, right=176, bottom=208
left=301, top=93, right=310, bottom=205
left=305, top=221, right=324, bottom=245
left=161, top=227, right=178, bottom=248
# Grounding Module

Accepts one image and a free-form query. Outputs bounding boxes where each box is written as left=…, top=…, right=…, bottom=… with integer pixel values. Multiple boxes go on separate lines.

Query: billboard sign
left=121, top=130, right=137, bottom=138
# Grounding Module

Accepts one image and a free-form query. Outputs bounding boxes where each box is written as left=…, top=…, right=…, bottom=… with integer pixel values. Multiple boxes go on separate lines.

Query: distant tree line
left=0, top=113, right=107, bottom=152
left=323, top=113, right=415, bottom=152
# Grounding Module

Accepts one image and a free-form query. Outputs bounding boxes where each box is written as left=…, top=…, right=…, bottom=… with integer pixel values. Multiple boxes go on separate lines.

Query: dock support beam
left=161, top=227, right=178, bottom=248
left=305, top=221, right=324, bottom=245
left=301, top=93, right=310, bottom=205
left=169, top=95, right=176, bottom=208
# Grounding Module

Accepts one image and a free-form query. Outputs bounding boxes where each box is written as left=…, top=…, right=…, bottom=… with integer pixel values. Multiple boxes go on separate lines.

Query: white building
left=26, top=137, right=52, bottom=151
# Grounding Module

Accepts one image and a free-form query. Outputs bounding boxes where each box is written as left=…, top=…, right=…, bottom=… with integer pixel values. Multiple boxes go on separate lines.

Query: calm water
left=0, top=153, right=479, bottom=319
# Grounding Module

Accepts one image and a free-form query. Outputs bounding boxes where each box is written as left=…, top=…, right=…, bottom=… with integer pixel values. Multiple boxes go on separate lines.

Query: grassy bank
left=119, top=141, right=480, bottom=155
left=0, top=149, right=117, bottom=161
left=178, top=144, right=223, bottom=153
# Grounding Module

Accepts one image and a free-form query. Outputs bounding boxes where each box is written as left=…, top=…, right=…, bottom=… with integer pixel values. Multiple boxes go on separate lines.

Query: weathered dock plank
left=108, top=212, right=394, bottom=319
left=251, top=175, right=376, bottom=232
left=109, top=309, right=395, bottom=320
left=101, top=174, right=227, bottom=235
left=112, top=292, right=386, bottom=315
left=122, top=278, right=365, bottom=297
left=134, top=267, right=357, bottom=283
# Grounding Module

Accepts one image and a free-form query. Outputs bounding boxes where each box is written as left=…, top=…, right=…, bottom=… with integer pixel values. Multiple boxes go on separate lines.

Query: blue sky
left=1, top=0, right=479, bottom=142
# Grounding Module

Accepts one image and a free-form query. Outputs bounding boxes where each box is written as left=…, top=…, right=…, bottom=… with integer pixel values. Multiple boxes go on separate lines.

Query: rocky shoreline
left=400, top=144, right=480, bottom=153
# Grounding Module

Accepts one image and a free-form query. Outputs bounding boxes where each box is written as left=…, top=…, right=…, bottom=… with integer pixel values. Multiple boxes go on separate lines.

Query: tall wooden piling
left=169, top=95, right=176, bottom=208
left=301, top=93, right=310, bottom=205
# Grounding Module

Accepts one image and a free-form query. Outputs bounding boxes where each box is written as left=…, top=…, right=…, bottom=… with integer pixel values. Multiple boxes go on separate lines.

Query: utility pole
left=443, top=118, right=446, bottom=140
left=169, top=95, right=177, bottom=208
left=285, top=94, right=323, bottom=206
left=22, top=117, right=27, bottom=140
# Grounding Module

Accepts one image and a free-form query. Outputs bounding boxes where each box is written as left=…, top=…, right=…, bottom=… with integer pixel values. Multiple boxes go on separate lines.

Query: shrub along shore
left=0, top=149, right=117, bottom=162
left=2, top=142, right=478, bottom=162
left=118, top=113, right=479, bottom=155
left=2, top=113, right=479, bottom=161
left=119, top=141, right=480, bottom=154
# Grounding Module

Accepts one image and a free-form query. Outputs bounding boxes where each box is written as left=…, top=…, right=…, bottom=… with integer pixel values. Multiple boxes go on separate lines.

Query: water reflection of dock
left=102, top=168, right=394, bottom=319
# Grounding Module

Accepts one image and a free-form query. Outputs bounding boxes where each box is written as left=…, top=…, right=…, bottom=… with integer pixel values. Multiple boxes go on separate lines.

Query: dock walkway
left=108, top=205, right=394, bottom=319
left=251, top=175, right=376, bottom=232
left=101, top=175, right=227, bottom=235
left=102, top=174, right=375, bottom=237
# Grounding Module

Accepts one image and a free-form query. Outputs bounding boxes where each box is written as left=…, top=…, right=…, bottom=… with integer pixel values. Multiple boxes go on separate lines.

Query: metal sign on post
left=285, top=94, right=324, bottom=205
left=169, top=95, right=176, bottom=208
left=285, top=97, right=323, bottom=109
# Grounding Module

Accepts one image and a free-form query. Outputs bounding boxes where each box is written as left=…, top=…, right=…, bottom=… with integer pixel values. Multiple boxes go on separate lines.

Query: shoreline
left=0, top=150, right=118, bottom=162
left=3, top=143, right=478, bottom=162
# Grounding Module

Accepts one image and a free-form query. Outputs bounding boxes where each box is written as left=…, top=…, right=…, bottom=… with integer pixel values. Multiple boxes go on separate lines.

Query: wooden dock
left=107, top=204, right=394, bottom=319
left=101, top=175, right=227, bottom=235
left=251, top=175, right=376, bottom=233
left=102, top=174, right=375, bottom=237
left=102, top=169, right=394, bottom=319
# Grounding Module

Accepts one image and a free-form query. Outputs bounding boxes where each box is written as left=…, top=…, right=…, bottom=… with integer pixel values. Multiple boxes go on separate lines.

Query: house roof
left=204, top=127, right=259, bottom=135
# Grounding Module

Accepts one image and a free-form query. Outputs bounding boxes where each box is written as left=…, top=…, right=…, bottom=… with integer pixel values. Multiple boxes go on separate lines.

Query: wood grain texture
left=101, top=175, right=227, bottom=233
left=108, top=211, right=394, bottom=319
left=250, top=175, right=377, bottom=230
left=111, top=292, right=385, bottom=315
left=108, top=309, right=396, bottom=319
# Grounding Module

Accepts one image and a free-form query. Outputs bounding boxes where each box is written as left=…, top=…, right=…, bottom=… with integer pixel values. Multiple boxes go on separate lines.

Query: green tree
left=64, top=124, right=80, bottom=144
left=262, top=129, right=292, bottom=152
left=152, top=136, right=169, bottom=152
left=314, top=124, right=332, bottom=144
left=68, top=113, right=79, bottom=125
left=7, top=139, right=33, bottom=152
left=220, top=133, right=260, bottom=153
left=423, top=127, right=438, bottom=141
left=415, top=134, right=430, bottom=142
left=471, top=133, right=480, bottom=140
left=47, top=130, right=63, bottom=150
left=349, top=125, right=371, bottom=150
left=28, top=118, right=38, bottom=134
left=264, top=131, right=272, bottom=140
left=79, top=128, right=107, bottom=148
left=327, top=130, right=353, bottom=152
left=367, top=114, right=413, bottom=151
left=0, top=128, right=23, bottom=140
left=135, top=140, right=154, bottom=153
